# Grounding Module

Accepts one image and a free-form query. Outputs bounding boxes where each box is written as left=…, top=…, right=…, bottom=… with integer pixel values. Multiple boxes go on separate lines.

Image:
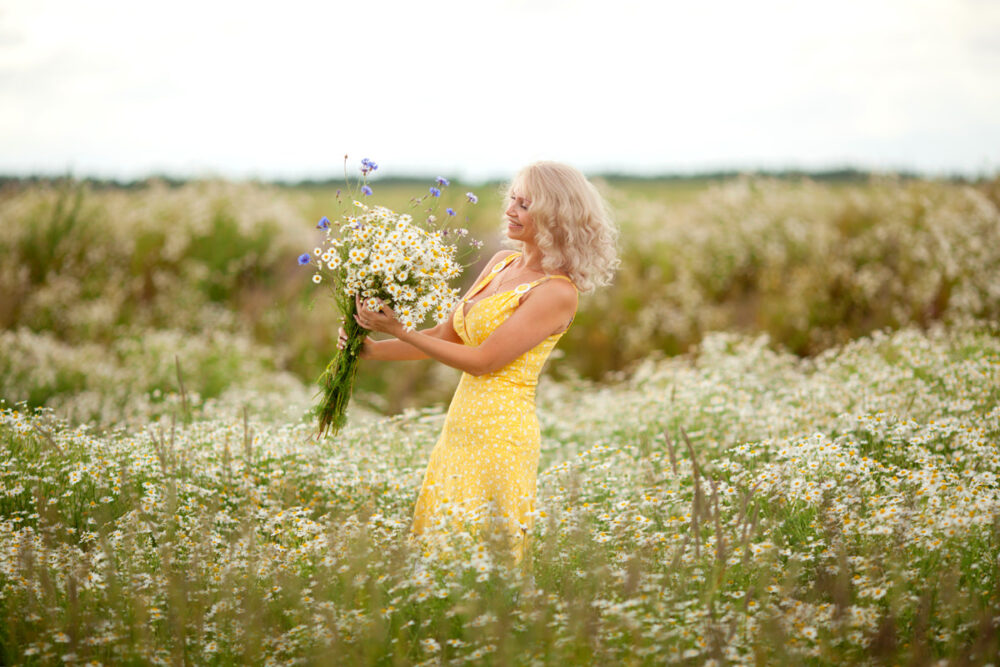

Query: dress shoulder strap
left=512, top=273, right=578, bottom=297
left=465, top=252, right=521, bottom=301
left=491, top=252, right=521, bottom=274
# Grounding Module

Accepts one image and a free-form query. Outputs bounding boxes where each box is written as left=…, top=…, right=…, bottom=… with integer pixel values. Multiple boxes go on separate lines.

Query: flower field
left=1, top=321, right=998, bottom=664
left=2, top=176, right=999, bottom=415
left=1, top=175, right=999, bottom=664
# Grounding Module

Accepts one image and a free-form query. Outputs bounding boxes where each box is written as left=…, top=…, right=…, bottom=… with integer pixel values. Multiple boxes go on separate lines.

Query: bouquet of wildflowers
left=300, top=158, right=481, bottom=437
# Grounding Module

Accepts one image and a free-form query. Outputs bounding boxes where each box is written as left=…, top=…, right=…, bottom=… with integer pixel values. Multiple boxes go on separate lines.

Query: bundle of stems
left=315, top=295, right=368, bottom=438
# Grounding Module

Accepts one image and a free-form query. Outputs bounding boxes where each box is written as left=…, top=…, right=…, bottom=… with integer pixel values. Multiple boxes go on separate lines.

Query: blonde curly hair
left=504, top=161, right=619, bottom=292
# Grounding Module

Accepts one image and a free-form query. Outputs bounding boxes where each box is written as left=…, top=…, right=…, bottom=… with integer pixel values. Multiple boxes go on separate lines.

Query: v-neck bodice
left=460, top=253, right=534, bottom=320
left=451, top=252, right=576, bottom=384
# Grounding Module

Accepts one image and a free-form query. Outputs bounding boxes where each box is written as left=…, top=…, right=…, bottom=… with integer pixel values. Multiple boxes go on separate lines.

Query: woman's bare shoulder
left=543, top=276, right=579, bottom=300
left=522, top=275, right=578, bottom=309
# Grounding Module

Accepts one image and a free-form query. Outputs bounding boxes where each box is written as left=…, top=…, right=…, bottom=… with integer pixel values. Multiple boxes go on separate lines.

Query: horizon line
left=1, top=165, right=995, bottom=189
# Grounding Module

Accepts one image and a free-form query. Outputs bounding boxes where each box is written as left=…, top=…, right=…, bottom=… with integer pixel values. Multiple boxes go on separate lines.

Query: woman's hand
left=337, top=326, right=375, bottom=359
left=353, top=294, right=403, bottom=337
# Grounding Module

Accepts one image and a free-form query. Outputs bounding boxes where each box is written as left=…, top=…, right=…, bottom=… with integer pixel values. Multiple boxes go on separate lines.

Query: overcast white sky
left=1, top=0, right=998, bottom=181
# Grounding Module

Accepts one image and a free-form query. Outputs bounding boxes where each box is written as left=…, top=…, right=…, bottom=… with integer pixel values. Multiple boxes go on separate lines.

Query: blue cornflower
left=317, top=216, right=330, bottom=230
left=466, top=192, right=478, bottom=204
left=361, top=185, right=373, bottom=196
left=360, top=158, right=378, bottom=174
left=429, top=187, right=441, bottom=197
left=446, top=207, right=456, bottom=216
left=297, top=253, right=311, bottom=266
left=436, top=176, right=450, bottom=187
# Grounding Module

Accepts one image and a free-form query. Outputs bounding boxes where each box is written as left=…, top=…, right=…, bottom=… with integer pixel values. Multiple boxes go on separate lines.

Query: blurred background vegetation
left=2, top=174, right=998, bottom=424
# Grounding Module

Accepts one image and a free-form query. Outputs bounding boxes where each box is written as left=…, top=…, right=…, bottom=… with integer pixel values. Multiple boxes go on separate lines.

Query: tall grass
left=0, top=323, right=997, bottom=664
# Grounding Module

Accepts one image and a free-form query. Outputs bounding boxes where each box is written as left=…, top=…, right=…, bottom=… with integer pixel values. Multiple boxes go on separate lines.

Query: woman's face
left=505, top=190, right=536, bottom=242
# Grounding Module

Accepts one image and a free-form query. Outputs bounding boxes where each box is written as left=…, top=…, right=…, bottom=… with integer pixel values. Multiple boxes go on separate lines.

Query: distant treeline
left=0, top=167, right=985, bottom=191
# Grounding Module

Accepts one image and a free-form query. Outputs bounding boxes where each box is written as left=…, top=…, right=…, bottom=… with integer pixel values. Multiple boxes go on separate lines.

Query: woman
left=341, top=161, right=618, bottom=562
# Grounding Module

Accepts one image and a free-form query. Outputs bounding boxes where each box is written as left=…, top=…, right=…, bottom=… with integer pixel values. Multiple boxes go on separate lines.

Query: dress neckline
left=461, top=253, right=526, bottom=318
left=457, top=252, right=577, bottom=338
left=461, top=286, right=523, bottom=322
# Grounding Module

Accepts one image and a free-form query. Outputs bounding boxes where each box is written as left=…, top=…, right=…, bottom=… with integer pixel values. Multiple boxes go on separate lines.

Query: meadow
left=1, top=175, right=998, bottom=664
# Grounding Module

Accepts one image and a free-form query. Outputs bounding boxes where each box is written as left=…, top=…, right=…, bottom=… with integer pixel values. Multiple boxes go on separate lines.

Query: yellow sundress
left=411, top=252, right=575, bottom=562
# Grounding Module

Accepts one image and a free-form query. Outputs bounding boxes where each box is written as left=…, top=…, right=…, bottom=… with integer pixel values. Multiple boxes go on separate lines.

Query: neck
left=517, top=242, right=546, bottom=273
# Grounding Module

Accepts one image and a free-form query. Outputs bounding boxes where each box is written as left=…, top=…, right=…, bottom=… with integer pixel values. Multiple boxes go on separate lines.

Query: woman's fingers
left=351, top=293, right=396, bottom=335
left=353, top=294, right=369, bottom=330
left=356, top=292, right=387, bottom=315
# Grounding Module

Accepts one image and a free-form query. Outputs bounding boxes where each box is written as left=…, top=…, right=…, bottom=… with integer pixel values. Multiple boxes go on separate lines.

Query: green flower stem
left=315, top=298, right=368, bottom=438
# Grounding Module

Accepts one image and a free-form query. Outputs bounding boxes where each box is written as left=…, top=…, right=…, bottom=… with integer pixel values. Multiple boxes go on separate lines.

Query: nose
left=505, top=200, right=517, bottom=217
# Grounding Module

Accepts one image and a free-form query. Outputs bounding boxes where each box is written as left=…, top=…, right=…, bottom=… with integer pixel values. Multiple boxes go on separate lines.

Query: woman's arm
left=360, top=318, right=459, bottom=360
left=355, top=280, right=577, bottom=376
